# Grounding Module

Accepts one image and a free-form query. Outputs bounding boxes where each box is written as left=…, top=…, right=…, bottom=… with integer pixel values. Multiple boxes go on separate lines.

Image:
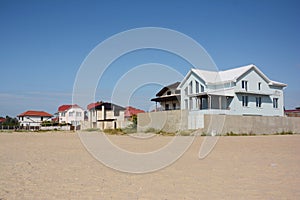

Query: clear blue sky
left=0, top=0, right=299, bottom=117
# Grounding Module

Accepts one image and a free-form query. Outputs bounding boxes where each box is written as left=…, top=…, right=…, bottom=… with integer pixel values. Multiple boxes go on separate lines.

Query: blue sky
left=0, top=0, right=299, bottom=117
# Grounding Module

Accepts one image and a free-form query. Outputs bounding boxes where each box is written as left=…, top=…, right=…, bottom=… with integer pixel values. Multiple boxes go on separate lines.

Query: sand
left=0, top=132, right=299, bottom=199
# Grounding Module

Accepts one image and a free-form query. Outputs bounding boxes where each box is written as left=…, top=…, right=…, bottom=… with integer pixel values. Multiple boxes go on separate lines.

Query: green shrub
left=103, top=128, right=125, bottom=135
left=144, top=128, right=159, bottom=133
left=122, top=124, right=137, bottom=134
left=85, top=128, right=100, bottom=132
left=176, top=130, right=195, bottom=136
left=275, top=131, right=293, bottom=135
left=155, top=130, right=176, bottom=136
left=225, top=132, right=256, bottom=136
left=201, top=132, right=207, bottom=136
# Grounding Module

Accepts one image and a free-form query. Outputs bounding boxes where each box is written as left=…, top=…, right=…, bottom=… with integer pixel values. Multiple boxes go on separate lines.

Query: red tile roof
left=0, top=117, right=6, bottom=123
left=124, top=106, right=145, bottom=117
left=51, top=117, right=59, bottom=122
left=58, top=104, right=81, bottom=112
left=285, top=109, right=300, bottom=113
left=18, top=110, right=53, bottom=117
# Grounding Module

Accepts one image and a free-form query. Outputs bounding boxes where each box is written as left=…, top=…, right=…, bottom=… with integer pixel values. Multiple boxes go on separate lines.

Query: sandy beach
left=0, top=132, right=299, bottom=199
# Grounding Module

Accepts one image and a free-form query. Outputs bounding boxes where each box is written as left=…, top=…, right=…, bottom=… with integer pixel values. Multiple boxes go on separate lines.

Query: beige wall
left=202, top=114, right=300, bottom=134
left=137, top=110, right=300, bottom=134
left=137, top=110, right=188, bottom=132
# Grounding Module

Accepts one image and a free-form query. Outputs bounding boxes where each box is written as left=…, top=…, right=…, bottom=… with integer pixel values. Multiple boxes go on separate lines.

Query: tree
left=2, top=116, right=19, bottom=126
left=131, top=114, right=137, bottom=128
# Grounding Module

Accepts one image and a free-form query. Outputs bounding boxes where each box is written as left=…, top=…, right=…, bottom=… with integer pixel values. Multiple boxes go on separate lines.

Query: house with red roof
left=18, top=110, right=53, bottom=128
left=124, top=106, right=145, bottom=120
left=0, top=117, right=6, bottom=124
left=58, top=104, right=84, bottom=127
left=285, top=107, right=300, bottom=117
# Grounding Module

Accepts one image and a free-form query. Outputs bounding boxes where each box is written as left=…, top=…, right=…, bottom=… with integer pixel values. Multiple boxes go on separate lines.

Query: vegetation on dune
left=0, top=116, right=19, bottom=127
left=103, top=128, right=126, bottom=135
left=275, top=131, right=294, bottom=135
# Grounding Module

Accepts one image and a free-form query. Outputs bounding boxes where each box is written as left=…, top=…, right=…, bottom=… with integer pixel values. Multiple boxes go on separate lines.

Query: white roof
left=180, top=64, right=286, bottom=87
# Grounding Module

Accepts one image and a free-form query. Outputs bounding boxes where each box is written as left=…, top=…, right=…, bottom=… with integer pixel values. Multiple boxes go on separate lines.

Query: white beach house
left=18, top=110, right=53, bottom=128
left=178, top=64, right=287, bottom=116
left=58, top=104, right=85, bottom=126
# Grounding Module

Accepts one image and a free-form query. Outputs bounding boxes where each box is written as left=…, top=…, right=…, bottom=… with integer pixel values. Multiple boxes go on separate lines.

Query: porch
left=188, top=90, right=234, bottom=111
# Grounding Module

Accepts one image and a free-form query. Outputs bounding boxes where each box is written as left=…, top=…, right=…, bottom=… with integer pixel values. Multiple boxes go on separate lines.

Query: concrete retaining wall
left=137, top=110, right=300, bottom=134
left=137, top=110, right=188, bottom=132
left=202, top=114, right=300, bottom=134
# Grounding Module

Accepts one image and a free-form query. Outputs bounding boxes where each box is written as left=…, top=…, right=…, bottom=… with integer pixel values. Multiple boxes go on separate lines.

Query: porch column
left=101, top=105, right=105, bottom=120
left=208, top=95, right=211, bottom=109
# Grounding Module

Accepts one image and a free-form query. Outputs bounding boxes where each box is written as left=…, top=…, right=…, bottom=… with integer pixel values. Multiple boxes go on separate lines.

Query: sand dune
left=0, top=132, right=299, bottom=199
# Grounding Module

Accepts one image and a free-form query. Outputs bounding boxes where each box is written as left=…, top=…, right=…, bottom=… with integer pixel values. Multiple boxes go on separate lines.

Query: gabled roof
left=58, top=104, right=82, bottom=112
left=124, top=106, right=145, bottom=117
left=156, top=82, right=180, bottom=97
left=18, top=110, right=53, bottom=117
left=178, top=64, right=287, bottom=88
left=87, top=101, right=125, bottom=111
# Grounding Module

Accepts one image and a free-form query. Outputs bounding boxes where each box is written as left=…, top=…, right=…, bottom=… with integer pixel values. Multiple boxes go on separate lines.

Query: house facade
left=18, top=110, right=53, bottom=128
left=178, top=64, right=286, bottom=116
left=87, top=101, right=126, bottom=129
left=151, top=82, right=181, bottom=111
left=58, top=104, right=84, bottom=126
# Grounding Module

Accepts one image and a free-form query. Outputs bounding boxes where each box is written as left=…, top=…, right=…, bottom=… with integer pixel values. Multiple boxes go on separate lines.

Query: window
left=165, top=104, right=169, bottom=110
left=242, top=96, right=248, bottom=107
left=258, top=82, right=261, bottom=90
left=184, top=87, right=188, bottom=95
left=201, top=85, right=204, bottom=92
left=189, top=81, right=193, bottom=94
left=185, top=99, right=188, bottom=110
left=242, top=80, right=248, bottom=91
left=76, top=112, right=81, bottom=117
left=173, top=103, right=176, bottom=110
left=196, top=81, right=199, bottom=93
left=256, top=97, right=262, bottom=107
left=167, top=91, right=171, bottom=95
left=189, top=98, right=193, bottom=110
left=41, top=117, right=43, bottom=121
left=273, top=98, right=278, bottom=108
left=69, top=111, right=74, bottom=117
left=61, top=112, right=66, bottom=117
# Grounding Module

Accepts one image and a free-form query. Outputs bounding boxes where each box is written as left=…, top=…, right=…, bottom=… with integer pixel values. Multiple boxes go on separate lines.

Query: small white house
left=18, top=110, right=53, bottom=128
left=151, top=82, right=181, bottom=111
left=178, top=64, right=287, bottom=116
left=58, top=104, right=84, bottom=126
